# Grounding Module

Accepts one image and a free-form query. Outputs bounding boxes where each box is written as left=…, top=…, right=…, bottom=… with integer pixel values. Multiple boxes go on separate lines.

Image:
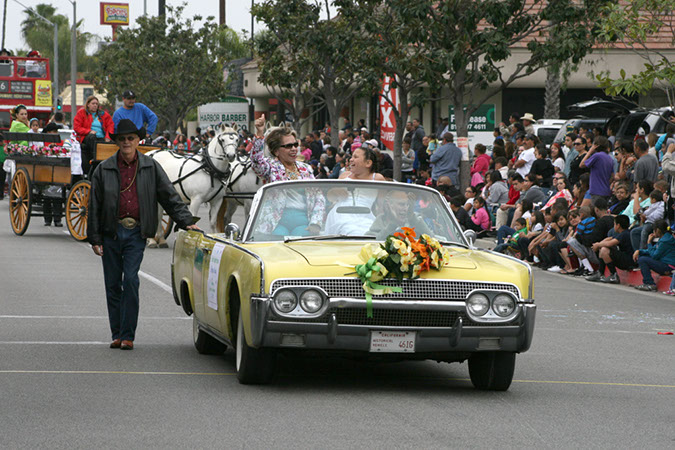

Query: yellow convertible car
left=171, top=180, right=535, bottom=390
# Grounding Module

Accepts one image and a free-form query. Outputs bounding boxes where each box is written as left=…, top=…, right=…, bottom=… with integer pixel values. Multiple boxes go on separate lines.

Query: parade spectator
left=630, top=189, right=665, bottom=250
left=410, top=118, right=426, bottom=155
left=633, top=220, right=675, bottom=291
left=529, top=144, right=555, bottom=192
left=436, top=117, right=449, bottom=138
left=563, top=133, right=578, bottom=175
left=543, top=174, right=573, bottom=210
left=436, top=175, right=460, bottom=200
left=306, top=133, right=323, bottom=161
left=450, top=195, right=472, bottom=230
left=329, top=151, right=346, bottom=179
left=588, top=214, right=633, bottom=284
left=499, top=112, right=520, bottom=140
left=580, top=136, right=614, bottom=204
left=300, top=139, right=312, bottom=162
left=568, top=136, right=590, bottom=186
left=615, top=139, right=636, bottom=188
left=619, top=179, right=653, bottom=227
left=373, top=146, right=393, bottom=178
left=493, top=217, right=528, bottom=256
left=550, top=143, right=565, bottom=173
left=514, top=134, right=537, bottom=177
left=465, top=196, right=491, bottom=233
left=430, top=132, right=461, bottom=186
left=173, top=133, right=191, bottom=152
left=494, top=157, right=509, bottom=180
left=495, top=172, right=521, bottom=228
left=609, top=182, right=631, bottom=215
left=569, top=198, right=613, bottom=276
left=113, top=90, right=158, bottom=137
left=542, top=212, right=572, bottom=272
left=485, top=171, right=509, bottom=211
left=401, top=138, right=415, bottom=182
left=470, top=143, right=491, bottom=186
left=463, top=186, right=478, bottom=213
left=74, top=96, right=114, bottom=175
left=88, top=119, right=199, bottom=350
left=426, top=133, right=439, bottom=156
left=520, top=113, right=536, bottom=135
left=633, top=140, right=659, bottom=183
left=418, top=135, right=431, bottom=168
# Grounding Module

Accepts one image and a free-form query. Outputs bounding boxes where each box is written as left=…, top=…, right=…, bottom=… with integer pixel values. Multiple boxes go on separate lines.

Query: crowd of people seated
left=446, top=113, right=675, bottom=295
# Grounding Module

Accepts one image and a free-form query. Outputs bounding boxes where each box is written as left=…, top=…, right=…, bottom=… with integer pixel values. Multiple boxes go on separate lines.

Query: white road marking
left=0, top=315, right=189, bottom=320
left=139, top=270, right=173, bottom=293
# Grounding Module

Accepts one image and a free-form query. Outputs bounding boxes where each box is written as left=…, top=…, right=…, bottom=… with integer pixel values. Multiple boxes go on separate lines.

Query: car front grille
left=270, top=278, right=521, bottom=300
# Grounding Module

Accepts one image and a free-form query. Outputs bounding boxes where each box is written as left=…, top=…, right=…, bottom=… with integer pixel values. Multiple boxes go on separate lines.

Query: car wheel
left=468, top=351, right=516, bottom=391
left=192, top=316, right=226, bottom=355
left=235, top=309, right=276, bottom=384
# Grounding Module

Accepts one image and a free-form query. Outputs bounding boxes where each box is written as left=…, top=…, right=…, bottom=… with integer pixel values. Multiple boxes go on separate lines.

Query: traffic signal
left=56, top=97, right=62, bottom=111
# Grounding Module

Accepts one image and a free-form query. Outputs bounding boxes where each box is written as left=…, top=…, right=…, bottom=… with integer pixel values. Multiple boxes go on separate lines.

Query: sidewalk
left=474, top=237, right=674, bottom=293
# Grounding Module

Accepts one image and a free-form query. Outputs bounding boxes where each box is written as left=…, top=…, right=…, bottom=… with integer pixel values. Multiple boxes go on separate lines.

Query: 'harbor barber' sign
left=198, top=97, right=250, bottom=132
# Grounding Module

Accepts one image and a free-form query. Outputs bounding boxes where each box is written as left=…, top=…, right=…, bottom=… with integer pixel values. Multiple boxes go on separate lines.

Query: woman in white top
left=325, top=147, right=385, bottom=235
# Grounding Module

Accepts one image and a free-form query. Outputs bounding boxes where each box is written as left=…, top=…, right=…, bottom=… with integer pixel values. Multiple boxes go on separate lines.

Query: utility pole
left=158, top=0, right=165, bottom=16
left=1, top=0, right=7, bottom=50
left=144, top=0, right=146, bottom=16
left=11, top=0, right=58, bottom=110
left=68, top=0, right=77, bottom=125
left=220, top=0, right=225, bottom=26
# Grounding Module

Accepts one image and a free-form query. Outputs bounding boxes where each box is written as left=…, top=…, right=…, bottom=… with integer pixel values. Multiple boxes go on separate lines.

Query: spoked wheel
left=66, top=180, right=90, bottom=241
left=9, top=168, right=32, bottom=236
left=162, top=212, right=174, bottom=239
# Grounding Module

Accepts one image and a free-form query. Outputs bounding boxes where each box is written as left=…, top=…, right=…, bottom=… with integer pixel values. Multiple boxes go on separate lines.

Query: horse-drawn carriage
left=5, top=133, right=159, bottom=240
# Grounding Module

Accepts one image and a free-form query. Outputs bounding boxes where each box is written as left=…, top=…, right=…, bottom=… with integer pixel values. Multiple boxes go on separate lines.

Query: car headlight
left=467, top=293, right=489, bottom=316
left=492, top=294, right=516, bottom=317
left=300, top=289, right=323, bottom=313
left=274, top=290, right=297, bottom=313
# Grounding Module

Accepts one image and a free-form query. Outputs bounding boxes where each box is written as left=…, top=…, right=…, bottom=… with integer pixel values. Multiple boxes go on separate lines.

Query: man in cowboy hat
left=88, top=119, right=200, bottom=350
left=520, top=113, right=536, bottom=135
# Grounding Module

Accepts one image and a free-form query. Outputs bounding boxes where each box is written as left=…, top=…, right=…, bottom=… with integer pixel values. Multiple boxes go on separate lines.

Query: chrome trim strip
left=269, top=276, right=523, bottom=301
left=328, top=298, right=467, bottom=311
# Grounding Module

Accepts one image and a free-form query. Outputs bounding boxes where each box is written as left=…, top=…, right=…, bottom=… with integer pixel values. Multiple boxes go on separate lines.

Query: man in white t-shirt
left=514, top=133, right=536, bottom=177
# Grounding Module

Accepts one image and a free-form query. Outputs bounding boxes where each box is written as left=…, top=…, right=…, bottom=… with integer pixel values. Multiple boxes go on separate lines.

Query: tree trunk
left=544, top=67, right=561, bottom=119
left=392, top=83, right=409, bottom=182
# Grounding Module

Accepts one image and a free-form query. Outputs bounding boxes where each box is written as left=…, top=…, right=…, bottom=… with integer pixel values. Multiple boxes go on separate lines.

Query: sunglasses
left=574, top=142, right=584, bottom=145
left=116, top=135, right=138, bottom=142
left=278, top=141, right=300, bottom=149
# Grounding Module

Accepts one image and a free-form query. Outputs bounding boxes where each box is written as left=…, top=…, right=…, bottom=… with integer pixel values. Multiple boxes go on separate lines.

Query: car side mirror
left=463, top=229, right=477, bottom=246
left=224, top=223, right=240, bottom=240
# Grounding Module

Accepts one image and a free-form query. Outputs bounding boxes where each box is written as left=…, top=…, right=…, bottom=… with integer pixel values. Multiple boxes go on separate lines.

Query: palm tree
left=20, top=3, right=98, bottom=92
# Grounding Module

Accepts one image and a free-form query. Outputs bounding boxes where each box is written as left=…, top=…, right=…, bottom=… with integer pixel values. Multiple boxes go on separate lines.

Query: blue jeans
left=637, top=256, right=671, bottom=285
left=496, top=226, right=515, bottom=245
left=273, top=208, right=309, bottom=236
left=102, top=224, right=146, bottom=341
left=630, top=224, right=653, bottom=251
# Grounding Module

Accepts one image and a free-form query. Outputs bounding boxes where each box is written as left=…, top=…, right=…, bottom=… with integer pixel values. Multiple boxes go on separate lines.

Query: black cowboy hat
left=110, top=119, right=146, bottom=141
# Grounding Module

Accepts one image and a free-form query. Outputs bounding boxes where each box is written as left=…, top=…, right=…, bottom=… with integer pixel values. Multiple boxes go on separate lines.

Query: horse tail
left=216, top=197, right=228, bottom=233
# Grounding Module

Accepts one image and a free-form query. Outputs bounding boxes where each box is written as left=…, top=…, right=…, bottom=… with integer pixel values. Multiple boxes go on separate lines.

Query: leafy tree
left=21, top=4, right=98, bottom=92
left=595, top=0, right=675, bottom=107
left=336, top=0, right=435, bottom=180
left=253, top=0, right=374, bottom=146
left=88, top=5, right=249, bottom=135
left=378, top=0, right=611, bottom=186
left=251, top=2, right=324, bottom=134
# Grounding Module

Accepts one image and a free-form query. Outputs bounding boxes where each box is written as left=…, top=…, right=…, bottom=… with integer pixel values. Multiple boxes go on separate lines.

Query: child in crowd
left=27, top=118, right=44, bottom=148
left=426, top=134, right=438, bottom=155
left=631, top=189, right=665, bottom=250
left=468, top=196, right=491, bottom=233
left=494, top=157, right=509, bottom=180
left=633, top=220, right=675, bottom=292
left=543, top=212, right=572, bottom=272
left=588, top=215, right=633, bottom=284
left=449, top=195, right=472, bottom=231
left=493, top=217, right=528, bottom=255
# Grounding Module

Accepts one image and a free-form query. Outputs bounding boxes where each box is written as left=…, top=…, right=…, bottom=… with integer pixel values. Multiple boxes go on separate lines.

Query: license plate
left=369, top=331, right=416, bottom=353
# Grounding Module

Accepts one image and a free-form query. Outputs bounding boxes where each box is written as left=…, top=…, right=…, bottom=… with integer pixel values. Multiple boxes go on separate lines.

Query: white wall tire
left=235, top=309, right=276, bottom=384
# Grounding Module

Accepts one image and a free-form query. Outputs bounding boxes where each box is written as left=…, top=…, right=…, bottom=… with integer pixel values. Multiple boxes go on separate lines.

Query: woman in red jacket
left=73, top=95, right=114, bottom=175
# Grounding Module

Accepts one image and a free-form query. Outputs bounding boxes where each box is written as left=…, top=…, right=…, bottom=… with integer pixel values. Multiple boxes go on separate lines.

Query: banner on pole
left=379, top=76, right=398, bottom=151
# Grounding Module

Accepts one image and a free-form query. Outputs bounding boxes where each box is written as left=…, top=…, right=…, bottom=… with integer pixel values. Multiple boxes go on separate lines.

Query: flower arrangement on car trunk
left=351, top=227, right=451, bottom=318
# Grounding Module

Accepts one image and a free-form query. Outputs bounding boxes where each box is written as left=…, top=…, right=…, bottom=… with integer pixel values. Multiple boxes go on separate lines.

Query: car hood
left=242, top=242, right=531, bottom=297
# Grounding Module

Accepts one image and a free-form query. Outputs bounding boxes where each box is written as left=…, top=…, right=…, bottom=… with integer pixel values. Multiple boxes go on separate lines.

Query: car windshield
left=245, top=180, right=465, bottom=244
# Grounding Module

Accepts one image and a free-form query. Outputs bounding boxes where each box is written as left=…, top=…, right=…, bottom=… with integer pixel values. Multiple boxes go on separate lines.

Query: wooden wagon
left=4, top=134, right=160, bottom=241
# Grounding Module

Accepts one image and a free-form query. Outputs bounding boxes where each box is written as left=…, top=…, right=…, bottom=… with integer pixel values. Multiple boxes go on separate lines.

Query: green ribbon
left=355, top=257, right=402, bottom=318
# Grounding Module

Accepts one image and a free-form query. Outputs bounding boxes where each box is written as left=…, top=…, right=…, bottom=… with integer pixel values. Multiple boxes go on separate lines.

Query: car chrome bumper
left=249, top=297, right=536, bottom=353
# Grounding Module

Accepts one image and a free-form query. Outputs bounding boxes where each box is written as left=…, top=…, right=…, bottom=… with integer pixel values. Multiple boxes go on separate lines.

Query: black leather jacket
left=87, top=150, right=194, bottom=245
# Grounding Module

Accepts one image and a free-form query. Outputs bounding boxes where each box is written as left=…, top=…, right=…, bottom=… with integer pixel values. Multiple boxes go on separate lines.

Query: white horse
left=216, top=156, right=261, bottom=228
left=147, top=125, right=239, bottom=247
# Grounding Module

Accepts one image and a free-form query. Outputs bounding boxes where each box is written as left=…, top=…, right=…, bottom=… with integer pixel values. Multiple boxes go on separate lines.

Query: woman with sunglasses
left=250, top=114, right=325, bottom=236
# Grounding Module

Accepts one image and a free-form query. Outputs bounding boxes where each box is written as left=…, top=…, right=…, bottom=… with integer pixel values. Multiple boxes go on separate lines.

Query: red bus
left=0, top=55, right=53, bottom=131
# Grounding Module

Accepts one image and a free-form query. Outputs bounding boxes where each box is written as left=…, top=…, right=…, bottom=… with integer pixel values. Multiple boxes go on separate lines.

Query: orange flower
left=401, top=227, right=417, bottom=238
left=410, top=239, right=428, bottom=258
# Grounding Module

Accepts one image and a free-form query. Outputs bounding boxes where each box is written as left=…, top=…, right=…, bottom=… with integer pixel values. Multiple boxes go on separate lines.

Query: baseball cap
left=360, top=127, right=368, bottom=132
left=365, top=139, right=379, bottom=148
left=122, top=90, right=136, bottom=98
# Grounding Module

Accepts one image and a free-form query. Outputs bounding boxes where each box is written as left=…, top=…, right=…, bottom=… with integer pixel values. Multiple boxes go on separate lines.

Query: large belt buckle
left=119, top=217, right=138, bottom=229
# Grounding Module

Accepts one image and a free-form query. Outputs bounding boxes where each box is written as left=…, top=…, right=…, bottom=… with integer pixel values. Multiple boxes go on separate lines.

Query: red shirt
left=506, top=185, right=520, bottom=205
left=118, top=152, right=140, bottom=220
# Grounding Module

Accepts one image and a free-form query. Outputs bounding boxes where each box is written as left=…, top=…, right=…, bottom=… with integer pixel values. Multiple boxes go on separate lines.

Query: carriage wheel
left=9, top=168, right=32, bottom=236
left=163, top=213, right=174, bottom=239
left=66, top=180, right=90, bottom=241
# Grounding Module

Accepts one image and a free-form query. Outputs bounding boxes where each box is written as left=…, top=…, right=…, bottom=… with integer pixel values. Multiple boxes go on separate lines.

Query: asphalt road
left=1, top=200, right=674, bottom=449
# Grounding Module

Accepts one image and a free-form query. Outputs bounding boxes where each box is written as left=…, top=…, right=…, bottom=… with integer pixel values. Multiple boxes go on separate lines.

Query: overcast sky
left=2, top=0, right=264, bottom=53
